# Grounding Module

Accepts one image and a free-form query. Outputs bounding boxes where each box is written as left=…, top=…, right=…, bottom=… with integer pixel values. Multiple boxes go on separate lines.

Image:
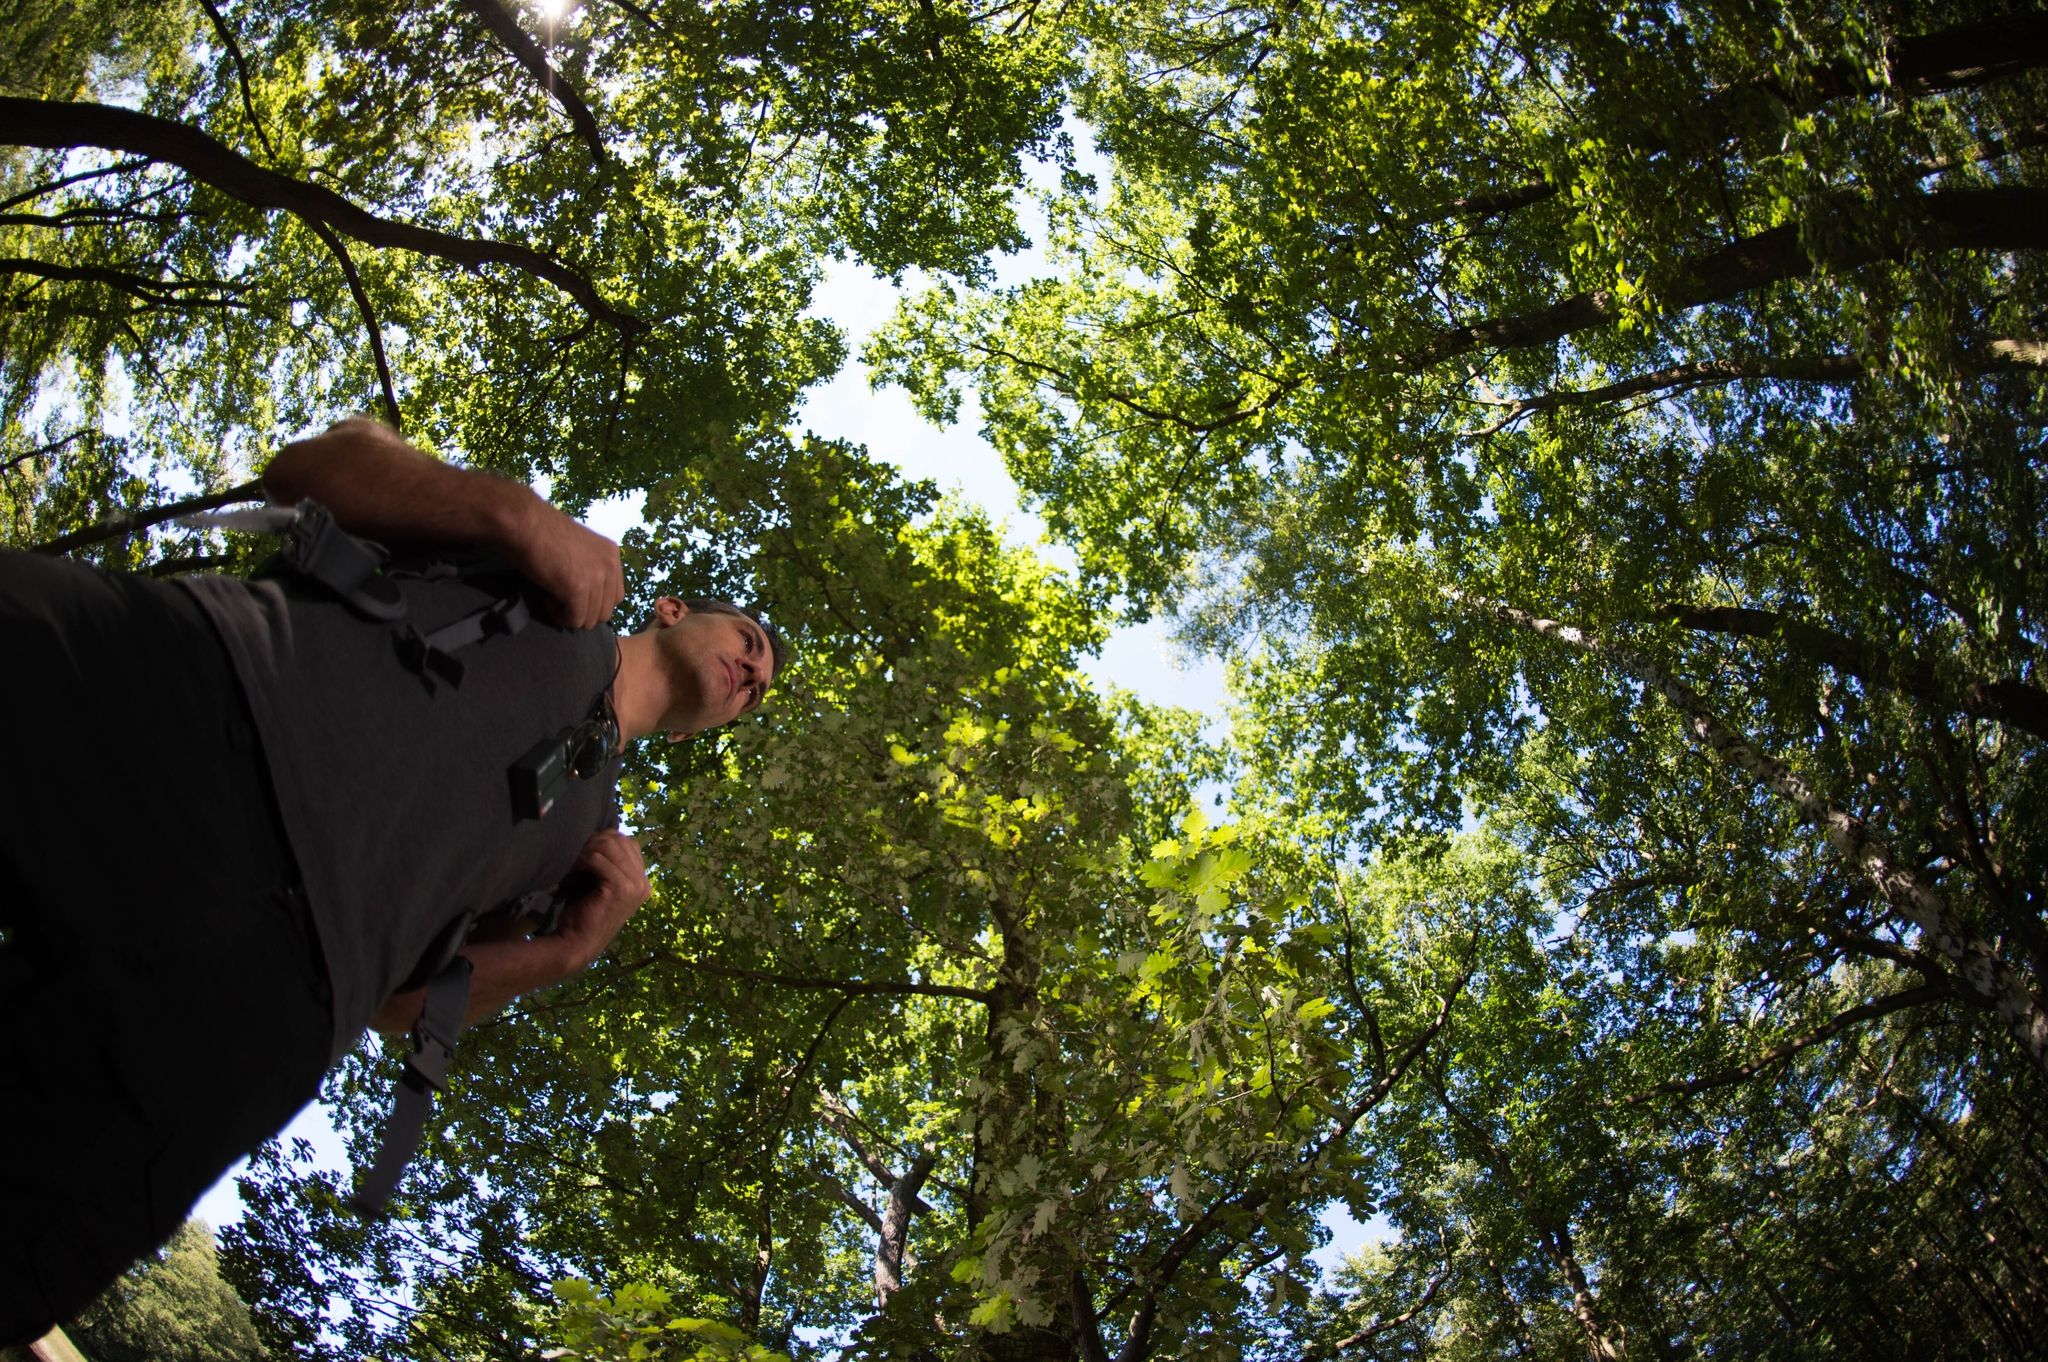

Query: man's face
left=651, top=599, right=776, bottom=739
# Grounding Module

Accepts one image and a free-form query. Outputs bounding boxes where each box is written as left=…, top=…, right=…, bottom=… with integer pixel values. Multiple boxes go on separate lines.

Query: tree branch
left=0, top=98, right=644, bottom=334
left=1311, top=1264, right=1451, bottom=1357
left=1382, top=12, right=2048, bottom=235
left=875, top=1143, right=937, bottom=1303
left=1467, top=341, right=2048, bottom=434
left=1658, top=602, right=2048, bottom=742
left=1463, top=591, right=2048, bottom=1080
left=0, top=155, right=152, bottom=213
left=681, top=957, right=993, bottom=1003
left=305, top=218, right=403, bottom=432
left=3, top=428, right=90, bottom=473
left=197, top=0, right=278, bottom=160
left=1395, top=188, right=2048, bottom=375
left=1, top=255, right=254, bottom=310
left=1614, top=984, right=1948, bottom=1106
left=1070, top=1268, right=1112, bottom=1362
left=458, top=0, right=609, bottom=164
left=814, top=1170, right=886, bottom=1239
left=1114, top=943, right=1474, bottom=1362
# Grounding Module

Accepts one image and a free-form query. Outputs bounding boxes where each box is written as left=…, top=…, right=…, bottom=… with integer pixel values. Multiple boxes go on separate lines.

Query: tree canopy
left=10, top=0, right=2046, bottom=1358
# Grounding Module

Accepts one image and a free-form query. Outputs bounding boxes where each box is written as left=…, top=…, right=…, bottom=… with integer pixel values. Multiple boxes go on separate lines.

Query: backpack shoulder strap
left=349, top=955, right=474, bottom=1215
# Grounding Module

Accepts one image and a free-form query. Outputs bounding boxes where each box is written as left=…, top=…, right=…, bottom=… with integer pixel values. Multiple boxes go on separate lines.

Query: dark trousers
left=0, top=551, right=334, bottom=1343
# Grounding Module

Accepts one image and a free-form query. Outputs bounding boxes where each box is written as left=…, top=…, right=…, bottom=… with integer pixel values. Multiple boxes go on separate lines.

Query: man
left=0, top=417, right=781, bottom=1342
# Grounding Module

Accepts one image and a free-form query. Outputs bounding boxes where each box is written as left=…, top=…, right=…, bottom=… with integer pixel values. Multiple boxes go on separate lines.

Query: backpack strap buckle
left=349, top=956, right=474, bottom=1215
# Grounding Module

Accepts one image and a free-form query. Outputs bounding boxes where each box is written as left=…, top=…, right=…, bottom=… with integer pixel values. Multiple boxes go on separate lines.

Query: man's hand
left=504, top=502, right=627, bottom=631
left=553, top=830, right=650, bottom=971
left=370, top=830, right=650, bottom=1035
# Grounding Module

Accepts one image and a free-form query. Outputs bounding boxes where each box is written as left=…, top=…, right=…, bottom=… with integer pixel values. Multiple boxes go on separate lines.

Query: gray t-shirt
left=179, top=566, right=623, bottom=1052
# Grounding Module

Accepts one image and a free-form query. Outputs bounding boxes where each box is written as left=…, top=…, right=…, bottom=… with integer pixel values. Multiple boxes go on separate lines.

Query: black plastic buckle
left=404, top=1024, right=457, bottom=1093
left=394, top=626, right=467, bottom=691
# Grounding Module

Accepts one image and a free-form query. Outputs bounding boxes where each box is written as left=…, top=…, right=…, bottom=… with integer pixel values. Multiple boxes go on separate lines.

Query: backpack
left=191, top=497, right=618, bottom=1213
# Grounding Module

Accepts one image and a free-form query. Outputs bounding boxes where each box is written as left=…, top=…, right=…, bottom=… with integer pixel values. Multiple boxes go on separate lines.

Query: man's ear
left=649, top=596, right=688, bottom=629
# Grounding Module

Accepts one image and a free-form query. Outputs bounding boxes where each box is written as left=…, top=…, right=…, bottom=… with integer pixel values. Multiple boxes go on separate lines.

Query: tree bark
left=876, top=1146, right=937, bottom=1304
left=0, top=97, right=644, bottom=334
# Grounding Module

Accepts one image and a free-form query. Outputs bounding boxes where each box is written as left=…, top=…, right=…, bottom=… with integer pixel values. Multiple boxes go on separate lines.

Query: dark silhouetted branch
left=1616, top=985, right=1947, bottom=1106
left=3, top=428, right=90, bottom=472
left=1660, top=602, right=2048, bottom=741
left=1, top=255, right=253, bottom=310
left=1394, top=188, right=2048, bottom=374
left=459, top=0, right=608, bottom=164
left=305, top=218, right=403, bottom=432
left=1466, top=341, right=2048, bottom=434
left=0, top=97, right=645, bottom=334
left=682, top=958, right=993, bottom=1003
left=197, top=0, right=278, bottom=160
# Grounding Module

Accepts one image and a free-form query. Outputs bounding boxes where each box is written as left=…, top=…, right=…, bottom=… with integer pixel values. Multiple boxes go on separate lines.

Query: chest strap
left=185, top=497, right=532, bottom=689
left=349, top=956, right=474, bottom=1215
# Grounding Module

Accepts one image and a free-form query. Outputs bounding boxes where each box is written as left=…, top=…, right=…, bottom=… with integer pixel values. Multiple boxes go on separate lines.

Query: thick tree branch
left=1070, top=1269, right=1112, bottom=1362
left=29, top=478, right=264, bottom=556
left=815, top=1170, right=886, bottom=1238
left=875, top=1144, right=937, bottom=1303
left=305, top=219, right=403, bottom=432
left=1395, top=188, right=2048, bottom=374
left=1658, top=602, right=2048, bottom=742
left=1616, top=984, right=1948, bottom=1106
left=1, top=255, right=253, bottom=310
left=816, top=1089, right=901, bottom=1189
left=458, top=0, right=609, bottom=164
left=0, top=98, right=645, bottom=334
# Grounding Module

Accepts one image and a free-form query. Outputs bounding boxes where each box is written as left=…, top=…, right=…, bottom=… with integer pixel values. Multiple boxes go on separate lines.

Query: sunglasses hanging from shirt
left=510, top=689, right=620, bottom=820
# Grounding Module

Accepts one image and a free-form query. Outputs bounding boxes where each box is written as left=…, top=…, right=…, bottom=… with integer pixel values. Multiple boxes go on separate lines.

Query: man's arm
left=262, top=416, right=624, bottom=629
left=370, top=830, right=650, bottom=1034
